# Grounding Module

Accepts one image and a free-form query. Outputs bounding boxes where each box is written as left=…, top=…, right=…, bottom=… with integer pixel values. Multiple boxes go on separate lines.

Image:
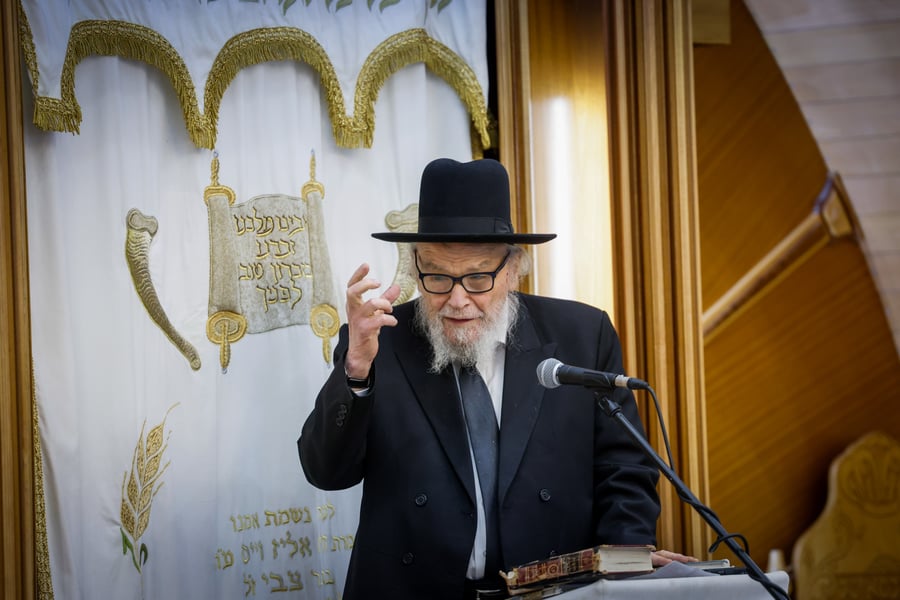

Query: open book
left=500, top=544, right=655, bottom=595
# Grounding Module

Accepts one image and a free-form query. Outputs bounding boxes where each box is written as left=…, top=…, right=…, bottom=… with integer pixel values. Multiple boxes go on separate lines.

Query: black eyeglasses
left=415, top=251, right=511, bottom=294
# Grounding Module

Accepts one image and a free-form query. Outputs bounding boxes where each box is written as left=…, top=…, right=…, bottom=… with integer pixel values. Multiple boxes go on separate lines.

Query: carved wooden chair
left=792, top=431, right=900, bottom=599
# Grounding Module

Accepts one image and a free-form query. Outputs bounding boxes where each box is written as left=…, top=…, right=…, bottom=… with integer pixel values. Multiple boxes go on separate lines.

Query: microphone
left=536, top=358, right=649, bottom=391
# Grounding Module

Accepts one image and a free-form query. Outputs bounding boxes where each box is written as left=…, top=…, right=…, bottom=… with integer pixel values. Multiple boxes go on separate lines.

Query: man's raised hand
left=344, top=263, right=401, bottom=380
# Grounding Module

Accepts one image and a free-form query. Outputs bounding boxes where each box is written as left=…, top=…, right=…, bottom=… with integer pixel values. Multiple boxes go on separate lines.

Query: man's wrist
left=345, top=366, right=374, bottom=390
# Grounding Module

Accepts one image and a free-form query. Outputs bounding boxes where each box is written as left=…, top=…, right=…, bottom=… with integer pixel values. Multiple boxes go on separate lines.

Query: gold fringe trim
left=32, top=368, right=55, bottom=599
left=205, top=26, right=346, bottom=150
left=354, top=28, right=490, bottom=149
left=16, top=1, right=39, bottom=99
left=125, top=209, right=202, bottom=370
left=19, top=14, right=491, bottom=150
left=31, top=20, right=208, bottom=143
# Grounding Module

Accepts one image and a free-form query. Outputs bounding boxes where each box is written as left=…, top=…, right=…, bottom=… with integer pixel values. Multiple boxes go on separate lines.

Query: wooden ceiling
left=742, top=0, right=900, bottom=357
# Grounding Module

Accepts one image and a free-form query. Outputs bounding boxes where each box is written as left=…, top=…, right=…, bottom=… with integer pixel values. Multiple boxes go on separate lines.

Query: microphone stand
left=595, top=392, right=790, bottom=600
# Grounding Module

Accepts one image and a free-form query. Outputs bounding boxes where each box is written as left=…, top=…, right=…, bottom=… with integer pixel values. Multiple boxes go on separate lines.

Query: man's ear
left=506, top=256, right=521, bottom=290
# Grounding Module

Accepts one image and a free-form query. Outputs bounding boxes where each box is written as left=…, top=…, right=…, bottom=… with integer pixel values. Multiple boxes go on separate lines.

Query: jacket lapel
left=498, top=300, right=556, bottom=503
left=394, top=319, right=477, bottom=504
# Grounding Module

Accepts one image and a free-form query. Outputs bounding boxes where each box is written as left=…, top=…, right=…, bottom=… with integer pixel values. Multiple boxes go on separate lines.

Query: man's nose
left=446, top=281, right=471, bottom=307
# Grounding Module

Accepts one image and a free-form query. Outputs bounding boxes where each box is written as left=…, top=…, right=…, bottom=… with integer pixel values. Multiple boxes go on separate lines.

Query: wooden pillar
left=605, top=0, right=710, bottom=557
left=1, top=2, right=36, bottom=598
left=495, top=0, right=708, bottom=556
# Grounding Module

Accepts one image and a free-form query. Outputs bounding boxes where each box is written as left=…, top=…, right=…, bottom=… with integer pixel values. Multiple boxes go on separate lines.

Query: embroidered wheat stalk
left=120, top=406, right=176, bottom=573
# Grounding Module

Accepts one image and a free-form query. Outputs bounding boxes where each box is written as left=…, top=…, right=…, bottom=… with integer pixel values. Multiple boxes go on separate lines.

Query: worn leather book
left=500, top=545, right=655, bottom=595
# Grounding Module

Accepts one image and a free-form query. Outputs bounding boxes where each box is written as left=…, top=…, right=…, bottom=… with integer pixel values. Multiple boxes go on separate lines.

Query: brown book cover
left=500, top=544, right=655, bottom=594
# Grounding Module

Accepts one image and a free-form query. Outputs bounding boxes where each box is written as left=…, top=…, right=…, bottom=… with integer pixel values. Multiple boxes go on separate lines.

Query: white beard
left=414, top=293, right=520, bottom=374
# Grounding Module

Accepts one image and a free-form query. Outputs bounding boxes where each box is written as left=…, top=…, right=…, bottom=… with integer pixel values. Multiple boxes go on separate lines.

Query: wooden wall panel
left=705, top=239, right=900, bottom=565
left=695, top=0, right=900, bottom=571
left=494, top=0, right=617, bottom=311
left=523, top=0, right=618, bottom=315
left=693, top=0, right=731, bottom=45
left=497, top=0, right=708, bottom=556
left=746, top=0, right=900, bottom=365
left=693, top=0, right=827, bottom=308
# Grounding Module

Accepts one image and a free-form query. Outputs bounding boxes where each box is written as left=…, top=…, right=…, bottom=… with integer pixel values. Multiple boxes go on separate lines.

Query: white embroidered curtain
left=20, top=1, right=487, bottom=598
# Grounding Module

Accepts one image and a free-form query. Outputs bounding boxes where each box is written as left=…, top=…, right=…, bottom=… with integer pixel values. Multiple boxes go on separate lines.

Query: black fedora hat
left=371, top=158, right=556, bottom=244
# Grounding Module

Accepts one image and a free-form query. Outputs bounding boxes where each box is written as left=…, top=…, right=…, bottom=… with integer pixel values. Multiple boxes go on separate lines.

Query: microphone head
left=536, top=358, right=562, bottom=389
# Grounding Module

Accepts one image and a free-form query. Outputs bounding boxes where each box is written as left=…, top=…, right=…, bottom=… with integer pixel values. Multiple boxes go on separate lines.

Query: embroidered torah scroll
left=205, top=156, right=339, bottom=369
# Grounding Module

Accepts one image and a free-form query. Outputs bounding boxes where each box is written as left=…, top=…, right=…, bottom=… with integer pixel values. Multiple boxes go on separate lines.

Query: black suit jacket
left=299, top=293, right=660, bottom=599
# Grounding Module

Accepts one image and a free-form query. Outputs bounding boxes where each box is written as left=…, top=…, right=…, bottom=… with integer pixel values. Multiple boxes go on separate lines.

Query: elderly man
left=299, top=158, right=688, bottom=600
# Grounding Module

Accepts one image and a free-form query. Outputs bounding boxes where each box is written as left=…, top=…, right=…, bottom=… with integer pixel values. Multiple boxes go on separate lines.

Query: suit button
left=414, top=493, right=427, bottom=506
left=401, top=552, right=414, bottom=565
left=539, top=488, right=551, bottom=502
